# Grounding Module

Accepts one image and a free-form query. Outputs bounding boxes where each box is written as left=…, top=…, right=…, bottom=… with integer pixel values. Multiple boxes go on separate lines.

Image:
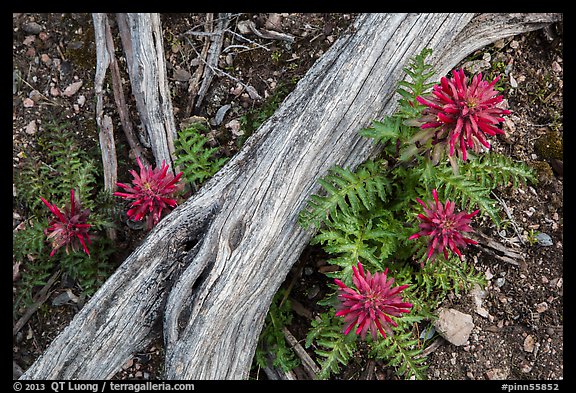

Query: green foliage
left=13, top=218, right=53, bottom=308
left=59, top=237, right=116, bottom=296
left=305, top=312, right=357, bottom=379
left=255, top=289, right=300, bottom=372
left=370, top=328, right=428, bottom=380
left=15, top=123, right=99, bottom=214
left=13, top=122, right=117, bottom=311
left=174, top=122, right=228, bottom=189
left=461, top=152, right=536, bottom=189
left=295, top=47, right=531, bottom=380
left=395, top=47, right=436, bottom=120
left=298, top=160, right=391, bottom=230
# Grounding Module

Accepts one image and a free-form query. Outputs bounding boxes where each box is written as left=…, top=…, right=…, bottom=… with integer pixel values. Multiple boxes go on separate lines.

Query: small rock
left=77, top=95, right=86, bottom=107
left=265, top=13, right=283, bottom=31
left=236, top=20, right=252, bottom=35
left=523, top=335, right=536, bottom=353
left=173, top=68, right=191, bottom=82
left=25, top=120, right=37, bottom=135
left=470, top=284, right=490, bottom=318
left=245, top=85, right=262, bottom=100
left=51, top=289, right=80, bottom=306
left=40, top=53, right=51, bottom=65
left=509, top=74, right=518, bottom=88
left=62, top=80, right=83, bottom=97
left=29, top=89, right=42, bottom=102
left=23, top=21, right=42, bottom=35
left=419, top=326, right=436, bottom=340
left=50, top=86, right=60, bottom=97
left=23, top=98, right=34, bottom=108
left=212, top=104, right=231, bottom=126
left=536, top=232, right=553, bottom=247
left=434, top=308, right=474, bottom=346
left=230, top=83, right=244, bottom=96
left=122, top=358, right=134, bottom=370
left=225, top=119, right=243, bottom=136
left=521, top=363, right=533, bottom=373
left=486, top=367, right=509, bottom=380
left=551, top=61, right=562, bottom=74
left=535, top=302, right=548, bottom=313
left=495, top=277, right=506, bottom=288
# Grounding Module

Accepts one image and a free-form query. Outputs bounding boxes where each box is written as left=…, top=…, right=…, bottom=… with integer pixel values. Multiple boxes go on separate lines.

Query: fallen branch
left=470, top=231, right=526, bottom=268
left=183, top=13, right=213, bottom=119
left=13, top=270, right=61, bottom=337
left=282, top=326, right=320, bottom=379
left=194, top=13, right=232, bottom=112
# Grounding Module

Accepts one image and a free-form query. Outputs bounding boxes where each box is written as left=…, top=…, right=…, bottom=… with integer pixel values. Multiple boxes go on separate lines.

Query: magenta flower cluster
left=114, top=157, right=183, bottom=230
left=409, top=189, right=479, bottom=261
left=416, top=68, right=510, bottom=161
left=335, top=262, right=413, bottom=341
left=40, top=189, right=92, bottom=257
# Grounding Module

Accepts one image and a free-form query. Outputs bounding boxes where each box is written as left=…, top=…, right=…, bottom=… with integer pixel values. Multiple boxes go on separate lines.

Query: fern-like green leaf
left=359, top=117, right=401, bottom=144
left=306, top=312, right=357, bottom=379
left=255, top=289, right=300, bottom=372
left=299, top=160, right=390, bottom=230
left=174, top=123, right=228, bottom=188
left=418, top=161, right=501, bottom=225
left=461, top=152, right=536, bottom=189
left=396, top=47, right=436, bottom=120
left=370, top=329, right=428, bottom=380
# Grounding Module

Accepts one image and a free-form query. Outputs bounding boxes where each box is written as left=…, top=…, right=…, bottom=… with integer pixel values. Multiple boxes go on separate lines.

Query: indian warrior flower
left=114, top=157, right=183, bottom=230
left=409, top=189, right=479, bottom=261
left=334, top=262, right=413, bottom=340
left=40, top=189, right=92, bottom=257
left=415, top=68, right=510, bottom=161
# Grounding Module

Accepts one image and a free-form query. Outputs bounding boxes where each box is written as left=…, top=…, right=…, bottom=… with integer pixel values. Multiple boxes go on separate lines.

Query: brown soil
left=12, top=13, right=563, bottom=381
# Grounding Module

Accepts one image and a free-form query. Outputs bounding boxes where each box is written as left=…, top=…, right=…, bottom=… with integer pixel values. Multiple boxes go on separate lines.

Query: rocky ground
left=12, top=13, right=563, bottom=381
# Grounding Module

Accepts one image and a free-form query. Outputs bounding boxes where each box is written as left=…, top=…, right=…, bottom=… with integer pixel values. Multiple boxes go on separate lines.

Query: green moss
left=534, top=130, right=563, bottom=161
left=63, top=16, right=96, bottom=73
left=529, top=160, right=554, bottom=184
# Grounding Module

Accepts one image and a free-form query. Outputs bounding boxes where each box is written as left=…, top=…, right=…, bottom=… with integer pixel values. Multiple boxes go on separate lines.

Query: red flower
left=416, top=69, right=510, bottom=161
left=40, top=189, right=92, bottom=257
left=114, top=157, right=183, bottom=230
left=409, top=189, right=479, bottom=261
left=334, top=262, right=412, bottom=340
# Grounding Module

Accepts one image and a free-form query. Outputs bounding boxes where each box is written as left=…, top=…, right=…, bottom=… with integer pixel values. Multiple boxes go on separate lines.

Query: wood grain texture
left=20, top=12, right=561, bottom=380
left=118, top=13, right=178, bottom=172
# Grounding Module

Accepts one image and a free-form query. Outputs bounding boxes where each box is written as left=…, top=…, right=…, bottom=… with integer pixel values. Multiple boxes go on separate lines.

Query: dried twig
left=194, top=13, right=232, bottom=112
left=13, top=270, right=61, bottom=336
left=183, top=13, right=213, bottom=118
left=282, top=326, right=320, bottom=379
left=469, top=231, right=526, bottom=268
left=225, top=28, right=271, bottom=52
left=188, top=41, right=262, bottom=101
left=491, top=191, right=525, bottom=245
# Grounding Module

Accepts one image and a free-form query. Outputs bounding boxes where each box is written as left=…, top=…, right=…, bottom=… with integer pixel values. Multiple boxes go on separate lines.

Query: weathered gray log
left=116, top=13, right=178, bottom=171
left=93, top=13, right=148, bottom=167
left=20, top=13, right=561, bottom=380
